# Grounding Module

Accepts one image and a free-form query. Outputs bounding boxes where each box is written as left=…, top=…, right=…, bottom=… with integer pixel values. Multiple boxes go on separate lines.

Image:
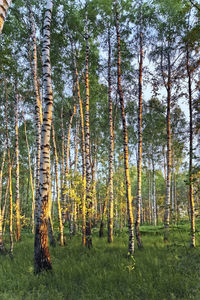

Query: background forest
left=0, top=0, right=200, bottom=299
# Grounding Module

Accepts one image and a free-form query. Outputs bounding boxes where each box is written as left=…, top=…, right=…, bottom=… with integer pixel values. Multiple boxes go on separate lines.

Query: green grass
left=1, top=225, right=200, bottom=300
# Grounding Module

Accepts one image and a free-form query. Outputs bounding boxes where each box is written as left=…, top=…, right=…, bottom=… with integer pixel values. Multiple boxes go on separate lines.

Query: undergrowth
left=0, top=225, right=200, bottom=300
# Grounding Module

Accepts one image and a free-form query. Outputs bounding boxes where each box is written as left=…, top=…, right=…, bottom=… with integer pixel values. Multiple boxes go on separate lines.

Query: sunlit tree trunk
left=73, top=53, right=86, bottom=246
left=60, top=105, right=65, bottom=201
left=34, top=0, right=53, bottom=273
left=48, top=159, right=56, bottom=247
left=85, top=3, right=92, bottom=248
left=52, top=123, right=64, bottom=246
left=187, top=47, right=195, bottom=247
left=135, top=28, right=143, bottom=249
left=115, top=2, right=134, bottom=255
left=107, top=27, right=114, bottom=243
left=21, top=104, right=35, bottom=233
left=0, top=0, right=12, bottom=34
left=152, top=161, right=156, bottom=226
left=164, top=50, right=171, bottom=242
left=63, top=94, right=76, bottom=199
left=28, top=2, right=43, bottom=224
left=99, top=187, right=108, bottom=238
left=0, top=149, right=6, bottom=253
left=91, top=153, right=97, bottom=226
left=15, top=93, right=21, bottom=241
left=5, top=81, right=13, bottom=257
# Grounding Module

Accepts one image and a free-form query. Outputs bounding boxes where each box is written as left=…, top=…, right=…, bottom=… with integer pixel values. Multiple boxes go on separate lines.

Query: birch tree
left=34, top=0, right=53, bottom=273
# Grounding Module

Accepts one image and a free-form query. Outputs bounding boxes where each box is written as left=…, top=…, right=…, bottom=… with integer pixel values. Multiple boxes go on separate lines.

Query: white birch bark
left=34, top=0, right=53, bottom=273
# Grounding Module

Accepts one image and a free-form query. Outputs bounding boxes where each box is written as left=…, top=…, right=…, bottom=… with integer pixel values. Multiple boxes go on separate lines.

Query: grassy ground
left=1, top=224, right=200, bottom=300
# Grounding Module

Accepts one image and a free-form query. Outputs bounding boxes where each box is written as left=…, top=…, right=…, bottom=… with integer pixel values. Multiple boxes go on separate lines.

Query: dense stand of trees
left=0, top=0, right=199, bottom=273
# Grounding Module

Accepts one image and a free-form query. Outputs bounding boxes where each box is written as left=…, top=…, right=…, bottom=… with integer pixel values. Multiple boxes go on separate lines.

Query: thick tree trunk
left=164, top=51, right=171, bottom=242
left=107, top=27, right=114, bottom=244
left=52, top=123, right=64, bottom=246
left=115, top=3, right=134, bottom=255
left=187, top=47, right=195, bottom=247
left=15, top=93, right=21, bottom=241
left=34, top=0, right=53, bottom=273
left=0, top=0, right=12, bottom=34
left=135, top=29, right=143, bottom=249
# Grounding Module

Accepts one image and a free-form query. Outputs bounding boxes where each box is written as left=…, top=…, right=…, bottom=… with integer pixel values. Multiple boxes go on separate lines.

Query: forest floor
left=0, top=224, right=200, bottom=300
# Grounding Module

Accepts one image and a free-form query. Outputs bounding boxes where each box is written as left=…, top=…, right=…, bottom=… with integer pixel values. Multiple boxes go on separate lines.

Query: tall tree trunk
left=187, top=47, right=195, bottom=247
left=73, top=52, right=86, bottom=246
left=15, top=93, right=21, bottom=241
left=5, top=81, right=13, bottom=257
left=34, top=0, right=53, bottom=273
left=107, top=27, right=114, bottom=243
left=48, top=159, right=56, bottom=247
left=28, top=2, right=43, bottom=224
left=63, top=95, right=76, bottom=199
left=99, top=187, right=108, bottom=238
left=115, top=3, right=134, bottom=255
left=21, top=104, right=35, bottom=233
left=52, top=123, right=64, bottom=246
left=91, top=153, right=97, bottom=226
left=85, top=3, right=92, bottom=248
left=164, top=50, right=171, bottom=242
left=0, top=149, right=6, bottom=253
left=174, top=171, right=177, bottom=225
left=152, top=161, right=156, bottom=226
left=148, top=161, right=152, bottom=224
left=0, top=0, right=12, bottom=34
left=60, top=105, right=65, bottom=201
left=135, top=28, right=143, bottom=249
left=74, top=120, right=79, bottom=173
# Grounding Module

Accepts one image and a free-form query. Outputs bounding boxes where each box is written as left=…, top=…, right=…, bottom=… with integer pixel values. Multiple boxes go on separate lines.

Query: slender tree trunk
left=5, top=81, right=13, bottom=257
left=135, top=28, right=143, bottom=249
left=15, top=93, right=21, bottom=241
left=21, top=105, right=35, bottom=233
left=74, top=120, right=79, bottom=173
left=164, top=51, right=171, bottom=242
left=107, top=27, right=114, bottom=243
left=99, top=187, right=108, bottom=238
left=63, top=96, right=76, bottom=199
left=115, top=3, right=134, bottom=255
left=0, top=149, right=6, bottom=253
left=48, top=160, right=56, bottom=247
left=91, top=154, right=97, bottom=226
left=152, top=161, right=156, bottom=226
left=85, top=4, right=92, bottom=248
left=0, top=0, right=12, bottom=34
left=187, top=47, right=195, bottom=247
left=52, top=123, right=64, bottom=246
left=34, top=0, right=53, bottom=273
left=28, top=2, right=43, bottom=224
left=60, top=105, right=65, bottom=201
left=73, top=53, right=86, bottom=246
left=174, top=171, right=177, bottom=225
